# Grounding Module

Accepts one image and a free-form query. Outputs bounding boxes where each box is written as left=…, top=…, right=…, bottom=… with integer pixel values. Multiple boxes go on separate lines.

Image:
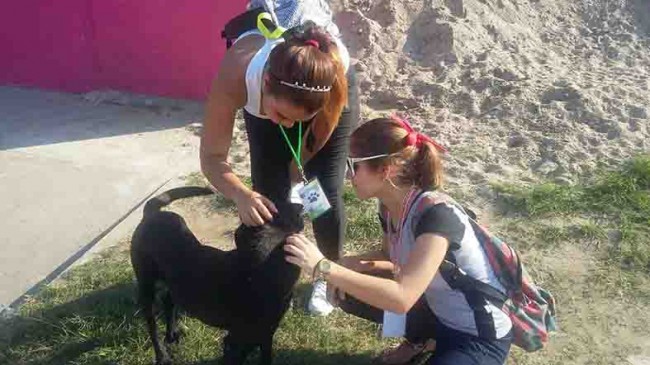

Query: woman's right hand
left=234, top=190, right=278, bottom=226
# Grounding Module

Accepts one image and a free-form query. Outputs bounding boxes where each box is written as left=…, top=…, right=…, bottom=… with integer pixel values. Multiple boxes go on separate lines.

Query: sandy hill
left=332, top=0, right=649, bottom=194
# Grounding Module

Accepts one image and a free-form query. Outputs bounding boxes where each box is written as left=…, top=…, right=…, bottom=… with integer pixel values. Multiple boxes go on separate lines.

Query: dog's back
left=133, top=214, right=239, bottom=318
left=131, top=186, right=244, bottom=326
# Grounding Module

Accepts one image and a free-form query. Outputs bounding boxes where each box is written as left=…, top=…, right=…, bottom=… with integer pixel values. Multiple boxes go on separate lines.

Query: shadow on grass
left=1, top=281, right=377, bottom=365
left=0, top=283, right=138, bottom=365
left=188, top=350, right=373, bottom=365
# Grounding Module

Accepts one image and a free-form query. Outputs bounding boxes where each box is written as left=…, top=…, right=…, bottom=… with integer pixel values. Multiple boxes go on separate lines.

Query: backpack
left=411, top=191, right=558, bottom=352
left=221, top=7, right=285, bottom=48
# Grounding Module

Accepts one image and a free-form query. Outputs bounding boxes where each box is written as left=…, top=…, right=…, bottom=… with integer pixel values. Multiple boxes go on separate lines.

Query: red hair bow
left=392, top=115, right=448, bottom=154
left=304, top=39, right=320, bottom=48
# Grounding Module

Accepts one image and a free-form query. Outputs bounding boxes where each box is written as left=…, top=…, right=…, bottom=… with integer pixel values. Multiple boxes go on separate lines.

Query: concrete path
left=0, top=86, right=204, bottom=311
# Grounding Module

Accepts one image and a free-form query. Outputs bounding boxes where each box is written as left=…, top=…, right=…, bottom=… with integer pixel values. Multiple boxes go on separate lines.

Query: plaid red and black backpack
left=413, top=192, right=558, bottom=352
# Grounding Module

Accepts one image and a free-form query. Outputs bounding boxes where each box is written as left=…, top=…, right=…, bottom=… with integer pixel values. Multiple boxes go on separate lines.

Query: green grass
left=488, top=156, right=650, bottom=365
left=0, top=245, right=391, bottom=365
left=2, top=157, right=650, bottom=364
left=493, top=155, right=650, bottom=272
left=342, top=187, right=383, bottom=253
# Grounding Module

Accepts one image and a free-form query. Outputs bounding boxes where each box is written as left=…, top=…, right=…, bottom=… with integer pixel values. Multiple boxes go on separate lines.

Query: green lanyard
left=279, top=122, right=307, bottom=183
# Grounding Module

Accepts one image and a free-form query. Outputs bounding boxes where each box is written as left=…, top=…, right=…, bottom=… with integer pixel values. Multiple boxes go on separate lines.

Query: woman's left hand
left=284, top=234, right=325, bottom=275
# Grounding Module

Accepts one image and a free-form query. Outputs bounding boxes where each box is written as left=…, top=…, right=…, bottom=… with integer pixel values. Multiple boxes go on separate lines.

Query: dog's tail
left=143, top=186, right=215, bottom=217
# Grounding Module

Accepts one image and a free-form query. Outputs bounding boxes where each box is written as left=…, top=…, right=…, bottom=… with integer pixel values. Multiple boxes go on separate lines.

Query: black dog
left=130, top=186, right=303, bottom=365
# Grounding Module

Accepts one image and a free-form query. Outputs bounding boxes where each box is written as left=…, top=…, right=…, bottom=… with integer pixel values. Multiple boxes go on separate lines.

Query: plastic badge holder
left=297, top=178, right=331, bottom=220
left=382, top=311, right=407, bottom=338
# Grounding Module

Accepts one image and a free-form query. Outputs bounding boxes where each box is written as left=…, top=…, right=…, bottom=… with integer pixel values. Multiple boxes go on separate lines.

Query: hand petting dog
left=284, top=234, right=324, bottom=275
left=285, top=234, right=349, bottom=307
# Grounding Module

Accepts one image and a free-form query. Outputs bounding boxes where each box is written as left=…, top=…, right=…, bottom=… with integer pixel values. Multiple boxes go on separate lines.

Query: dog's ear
left=235, top=223, right=279, bottom=266
left=234, top=202, right=304, bottom=264
left=271, top=202, right=304, bottom=233
left=234, top=224, right=264, bottom=251
left=259, top=225, right=286, bottom=248
left=239, top=224, right=289, bottom=266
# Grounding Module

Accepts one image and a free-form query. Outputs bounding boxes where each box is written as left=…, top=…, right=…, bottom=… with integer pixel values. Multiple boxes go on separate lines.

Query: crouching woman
left=284, top=117, right=513, bottom=365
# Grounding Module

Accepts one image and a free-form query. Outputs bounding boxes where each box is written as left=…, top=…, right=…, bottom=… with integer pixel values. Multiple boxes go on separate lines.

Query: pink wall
left=0, top=0, right=247, bottom=100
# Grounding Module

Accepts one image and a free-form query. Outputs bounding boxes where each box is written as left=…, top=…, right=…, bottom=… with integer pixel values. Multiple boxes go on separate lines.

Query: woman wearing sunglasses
left=285, top=117, right=513, bottom=365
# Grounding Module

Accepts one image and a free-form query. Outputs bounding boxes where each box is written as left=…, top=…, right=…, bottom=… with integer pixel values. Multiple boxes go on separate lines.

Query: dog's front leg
left=260, top=336, right=274, bottom=365
left=222, top=334, right=255, bottom=365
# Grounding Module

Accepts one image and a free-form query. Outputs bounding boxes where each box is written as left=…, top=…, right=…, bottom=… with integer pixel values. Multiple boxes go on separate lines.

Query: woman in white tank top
left=201, top=1, right=358, bottom=317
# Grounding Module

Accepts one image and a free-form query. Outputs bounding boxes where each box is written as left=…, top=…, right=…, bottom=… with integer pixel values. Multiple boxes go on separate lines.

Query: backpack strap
left=384, top=190, right=427, bottom=233
left=407, top=190, right=509, bottom=305
left=406, top=190, right=427, bottom=218
left=438, top=259, right=508, bottom=306
left=221, top=7, right=266, bottom=48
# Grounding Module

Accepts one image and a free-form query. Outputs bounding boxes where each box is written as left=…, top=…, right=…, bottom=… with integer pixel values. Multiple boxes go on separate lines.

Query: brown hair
left=350, top=118, right=444, bottom=190
left=266, top=22, right=348, bottom=155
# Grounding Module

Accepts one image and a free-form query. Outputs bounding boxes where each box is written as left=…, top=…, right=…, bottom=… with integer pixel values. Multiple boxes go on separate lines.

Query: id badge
left=298, top=178, right=331, bottom=220
left=382, top=311, right=407, bottom=338
left=289, top=182, right=304, bottom=205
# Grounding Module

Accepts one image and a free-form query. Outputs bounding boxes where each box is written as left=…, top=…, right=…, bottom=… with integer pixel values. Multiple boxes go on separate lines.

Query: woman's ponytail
left=414, top=141, right=443, bottom=190
left=350, top=117, right=445, bottom=190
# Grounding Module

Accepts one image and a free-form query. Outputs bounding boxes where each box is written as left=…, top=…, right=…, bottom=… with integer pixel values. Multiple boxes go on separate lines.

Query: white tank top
left=234, top=30, right=350, bottom=119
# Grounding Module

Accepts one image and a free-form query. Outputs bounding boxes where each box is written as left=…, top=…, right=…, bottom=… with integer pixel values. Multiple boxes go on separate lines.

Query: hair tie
left=391, top=114, right=448, bottom=154
left=304, top=39, right=320, bottom=48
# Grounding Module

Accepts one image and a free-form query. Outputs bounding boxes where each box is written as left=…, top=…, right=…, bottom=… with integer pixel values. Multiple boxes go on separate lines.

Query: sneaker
left=373, top=339, right=436, bottom=365
left=307, top=279, right=334, bottom=316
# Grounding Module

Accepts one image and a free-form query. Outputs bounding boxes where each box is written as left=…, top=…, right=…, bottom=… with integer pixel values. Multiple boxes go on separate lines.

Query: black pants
left=244, top=70, right=359, bottom=260
left=338, top=271, right=439, bottom=344
left=339, top=272, right=513, bottom=365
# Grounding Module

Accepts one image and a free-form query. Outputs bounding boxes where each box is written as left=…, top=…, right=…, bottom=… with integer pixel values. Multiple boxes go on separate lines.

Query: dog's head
left=234, top=202, right=304, bottom=266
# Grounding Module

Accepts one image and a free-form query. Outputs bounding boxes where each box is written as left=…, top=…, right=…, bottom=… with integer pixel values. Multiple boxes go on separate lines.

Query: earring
left=385, top=177, right=400, bottom=190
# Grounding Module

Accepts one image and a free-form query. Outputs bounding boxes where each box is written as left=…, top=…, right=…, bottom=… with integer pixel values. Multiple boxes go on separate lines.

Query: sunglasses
left=346, top=154, right=392, bottom=178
